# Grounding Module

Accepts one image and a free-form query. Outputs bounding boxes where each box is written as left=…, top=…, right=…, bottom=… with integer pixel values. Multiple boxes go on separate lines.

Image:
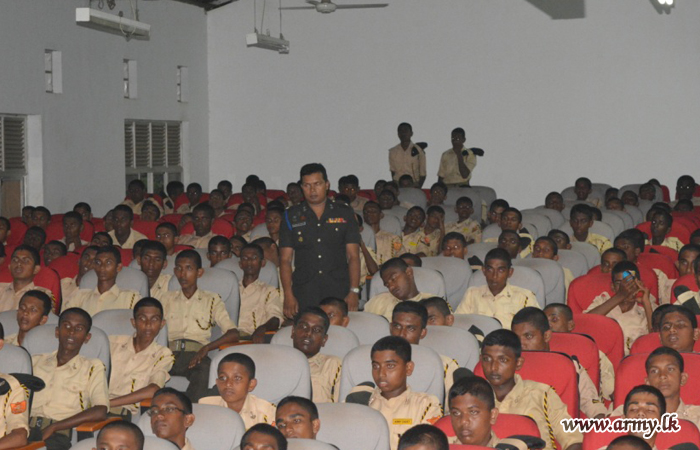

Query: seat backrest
left=208, top=345, right=311, bottom=402
left=423, top=325, right=480, bottom=370
left=316, top=403, right=391, bottom=450
left=656, top=418, right=700, bottom=448
left=671, top=274, right=698, bottom=304
left=434, top=413, right=540, bottom=442
left=561, top=186, right=604, bottom=206
left=49, top=253, right=81, bottom=280
left=139, top=403, right=245, bottom=450
left=566, top=272, right=611, bottom=314
left=556, top=249, right=589, bottom=277
left=92, top=309, right=169, bottom=348
left=465, top=242, right=497, bottom=264
left=531, top=207, right=566, bottom=229
left=637, top=251, right=679, bottom=280
left=81, top=266, right=150, bottom=298
left=569, top=242, right=601, bottom=269
left=521, top=212, right=552, bottom=237
left=549, top=332, right=601, bottom=390
left=480, top=223, right=501, bottom=241
left=346, top=312, right=389, bottom=346
left=271, top=325, right=360, bottom=361
left=360, top=226, right=377, bottom=252
left=33, top=267, right=62, bottom=314
left=443, top=188, right=482, bottom=223
left=451, top=314, right=502, bottom=340
left=379, top=215, right=402, bottom=237
left=622, top=204, right=644, bottom=226
left=469, top=186, right=497, bottom=214
left=368, top=266, right=446, bottom=299
left=70, top=436, right=179, bottom=450
left=215, top=257, right=278, bottom=289
left=0, top=309, right=19, bottom=338
left=580, top=419, right=626, bottom=450
left=285, top=439, right=340, bottom=450
left=637, top=221, right=691, bottom=245
left=0, top=343, right=32, bottom=374
left=513, top=258, right=565, bottom=306
left=169, top=266, right=241, bottom=324
left=132, top=220, right=159, bottom=240
left=573, top=314, right=624, bottom=371
left=339, top=344, right=445, bottom=404
left=23, top=324, right=112, bottom=374
left=560, top=221, right=615, bottom=243
left=599, top=212, right=624, bottom=238
left=421, top=256, right=472, bottom=311
left=468, top=266, right=546, bottom=308
left=398, top=187, right=427, bottom=209
left=587, top=263, right=659, bottom=302
left=6, top=218, right=27, bottom=246
left=606, top=209, right=634, bottom=230
left=646, top=245, right=679, bottom=262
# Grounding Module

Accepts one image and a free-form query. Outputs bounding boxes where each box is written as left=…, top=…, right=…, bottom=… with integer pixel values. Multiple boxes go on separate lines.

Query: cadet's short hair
left=92, top=231, right=113, bottom=245
left=252, top=236, right=276, bottom=250
left=218, top=180, right=233, bottom=191
left=97, top=421, right=145, bottom=450
left=319, top=297, right=348, bottom=317
left=96, top=246, right=122, bottom=265
left=133, top=297, right=164, bottom=317
left=449, top=375, right=496, bottom=410
left=397, top=122, right=412, bottom=132
left=548, top=229, right=570, bottom=247
left=651, top=208, right=673, bottom=227
left=611, top=260, right=639, bottom=280
left=451, top=127, right=466, bottom=139
left=407, top=206, right=426, bottom=218
left=392, top=301, right=428, bottom=329
left=534, top=236, right=558, bottom=255
left=140, top=240, right=167, bottom=259
left=218, top=352, right=256, bottom=379
left=63, top=211, right=83, bottom=225
left=399, top=253, right=422, bottom=267
left=512, top=307, right=550, bottom=333
left=300, top=163, right=328, bottom=182
left=397, top=424, right=448, bottom=450
left=442, top=232, right=467, bottom=247
left=615, top=229, right=646, bottom=252
left=484, top=248, right=512, bottom=268
left=426, top=205, right=445, bottom=217
left=45, top=240, right=67, bottom=255
left=34, top=206, right=51, bottom=219
left=606, top=435, right=652, bottom=450
left=498, top=230, right=522, bottom=247
left=575, top=177, right=592, bottom=189
left=646, top=347, right=684, bottom=374
left=132, top=239, right=149, bottom=259
left=230, top=235, right=248, bottom=247
left=153, top=387, right=192, bottom=414
left=602, top=248, right=627, bottom=262
left=570, top=203, right=593, bottom=220
left=371, top=336, right=412, bottom=363
left=128, top=179, right=146, bottom=190
left=24, top=226, right=47, bottom=246
left=651, top=202, right=672, bottom=213
left=192, top=203, right=215, bottom=219
left=21, top=290, right=52, bottom=316
left=176, top=249, right=202, bottom=269
left=482, top=329, right=521, bottom=359
left=60, top=307, right=92, bottom=332
left=419, top=297, right=452, bottom=318
left=344, top=174, right=360, bottom=187
left=489, top=199, right=509, bottom=212
left=0, top=217, right=9, bottom=231
left=430, top=181, right=448, bottom=194
left=276, top=396, right=318, bottom=421
left=456, top=196, right=473, bottom=207
left=501, top=207, right=522, bottom=223
left=294, top=307, right=330, bottom=334
left=380, top=257, right=410, bottom=277
left=156, top=222, right=178, bottom=236
left=543, top=303, right=573, bottom=322
left=113, top=204, right=135, bottom=221
left=12, top=244, right=41, bottom=266
left=659, top=305, right=698, bottom=329
left=379, top=189, right=397, bottom=201
left=241, top=243, right=264, bottom=260
left=623, top=385, right=665, bottom=416
left=73, top=202, right=92, bottom=213
left=241, top=423, right=287, bottom=450
left=679, top=244, right=700, bottom=259
left=187, top=183, right=202, bottom=193
left=209, top=235, right=232, bottom=253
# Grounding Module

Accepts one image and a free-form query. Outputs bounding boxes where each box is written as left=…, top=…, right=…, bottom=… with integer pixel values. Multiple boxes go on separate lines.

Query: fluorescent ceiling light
left=76, top=7, right=151, bottom=40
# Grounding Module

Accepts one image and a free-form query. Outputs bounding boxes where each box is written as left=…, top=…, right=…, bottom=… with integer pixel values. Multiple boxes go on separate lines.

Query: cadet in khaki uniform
left=437, top=128, right=477, bottom=188
left=0, top=370, right=30, bottom=449
left=389, top=123, right=426, bottom=187
left=147, top=388, right=197, bottom=450
left=275, top=396, right=320, bottom=440
left=291, top=308, right=342, bottom=404
left=481, top=330, right=583, bottom=450
left=108, top=298, right=174, bottom=418
left=363, top=201, right=405, bottom=265
left=401, top=206, right=436, bottom=257
left=175, top=183, right=204, bottom=214
left=5, top=290, right=52, bottom=347
left=60, top=246, right=99, bottom=303
left=0, top=245, right=54, bottom=313
left=199, top=353, right=276, bottom=430
left=138, top=241, right=171, bottom=302
left=63, top=247, right=140, bottom=316
left=29, top=308, right=109, bottom=450
left=121, top=179, right=164, bottom=216
left=445, top=197, right=482, bottom=245
left=59, top=212, right=89, bottom=252
left=455, top=248, right=540, bottom=330
left=108, top=205, right=148, bottom=250
left=160, top=250, right=239, bottom=402
left=237, top=244, right=283, bottom=342
left=532, top=237, right=575, bottom=296
left=364, top=258, right=437, bottom=321
left=569, top=204, right=612, bottom=254
left=647, top=209, right=684, bottom=252
left=338, top=175, right=369, bottom=214
left=176, top=204, right=217, bottom=249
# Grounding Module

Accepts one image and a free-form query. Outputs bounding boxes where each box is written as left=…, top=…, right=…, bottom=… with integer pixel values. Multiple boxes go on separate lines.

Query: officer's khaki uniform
left=58, top=238, right=89, bottom=252
left=375, top=230, right=404, bottom=266
left=496, top=375, right=582, bottom=450
left=308, top=353, right=342, bottom=404
left=455, top=284, right=539, bottom=329
left=584, top=292, right=650, bottom=355
left=63, top=284, right=140, bottom=316
left=4, top=333, right=19, bottom=346
left=599, top=350, right=615, bottom=401
left=108, top=335, right=174, bottom=414
left=177, top=231, right=215, bottom=249
left=150, top=273, right=172, bottom=302
left=389, top=142, right=426, bottom=184
left=120, top=199, right=164, bottom=216
left=437, top=148, right=477, bottom=187
left=402, top=229, right=440, bottom=257
left=445, top=218, right=482, bottom=244
left=199, top=394, right=276, bottom=430
left=575, top=359, right=608, bottom=418
left=238, top=279, right=283, bottom=336
left=364, top=292, right=436, bottom=322
left=0, top=282, right=53, bottom=313
left=367, top=387, right=442, bottom=450
left=0, top=372, right=29, bottom=438
left=645, top=237, right=684, bottom=253
left=108, top=228, right=148, bottom=250
left=571, top=232, right=612, bottom=254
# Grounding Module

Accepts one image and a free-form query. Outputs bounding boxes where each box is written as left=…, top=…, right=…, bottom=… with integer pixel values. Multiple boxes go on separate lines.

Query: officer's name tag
left=292, top=222, right=306, bottom=228
left=393, top=418, right=412, bottom=425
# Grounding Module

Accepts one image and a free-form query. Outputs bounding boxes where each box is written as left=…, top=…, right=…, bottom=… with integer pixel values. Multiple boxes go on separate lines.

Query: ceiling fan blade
left=335, top=3, right=389, bottom=8
left=305, top=0, right=321, bottom=5
left=279, top=6, right=316, bottom=9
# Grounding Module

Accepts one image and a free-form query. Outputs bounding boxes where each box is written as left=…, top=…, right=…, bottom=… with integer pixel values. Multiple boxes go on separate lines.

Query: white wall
left=207, top=0, right=700, bottom=207
left=0, top=0, right=208, bottom=216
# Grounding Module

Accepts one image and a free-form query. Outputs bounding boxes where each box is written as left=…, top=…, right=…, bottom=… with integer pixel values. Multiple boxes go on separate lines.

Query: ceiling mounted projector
left=280, top=0, right=388, bottom=14
left=76, top=7, right=151, bottom=40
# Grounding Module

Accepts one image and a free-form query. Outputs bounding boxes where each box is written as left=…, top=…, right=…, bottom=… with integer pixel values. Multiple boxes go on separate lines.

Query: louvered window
left=0, top=115, right=27, bottom=176
left=124, top=120, right=182, bottom=193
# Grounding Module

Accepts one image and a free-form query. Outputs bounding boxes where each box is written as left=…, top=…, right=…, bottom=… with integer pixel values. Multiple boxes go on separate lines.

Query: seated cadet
left=401, top=206, right=428, bottom=256
left=162, top=181, right=185, bottom=215
left=140, top=201, right=161, bottom=222
left=400, top=253, right=422, bottom=268
left=29, top=308, right=109, bottom=450
left=155, top=222, right=179, bottom=256
left=606, top=436, right=652, bottom=450
left=440, top=232, right=466, bottom=260
left=238, top=244, right=283, bottom=343
left=230, top=235, right=247, bottom=258
left=548, top=229, right=572, bottom=252
left=615, top=229, right=665, bottom=304
left=389, top=123, right=426, bottom=188
left=200, top=353, right=276, bottom=429
left=23, top=226, right=47, bottom=251
left=44, top=240, right=67, bottom=267
left=61, top=245, right=99, bottom=300
left=619, top=385, right=666, bottom=449
left=0, top=217, right=10, bottom=246
left=109, top=298, right=174, bottom=419
left=606, top=197, right=625, bottom=212
left=319, top=297, right=349, bottom=327
left=398, top=424, right=448, bottom=450
left=389, top=302, right=459, bottom=400
left=455, top=248, right=539, bottom=329
left=108, top=205, right=148, bottom=250
left=486, top=199, right=509, bottom=226
left=207, top=189, right=227, bottom=218
left=31, top=206, right=51, bottom=231
left=21, top=206, right=35, bottom=225
left=426, top=182, right=447, bottom=208
left=364, top=258, right=436, bottom=321
left=291, top=307, right=342, bottom=403
left=121, top=179, right=163, bottom=216
left=217, top=180, right=233, bottom=204
left=675, top=198, right=696, bottom=212
left=658, top=305, right=699, bottom=352
left=139, top=241, right=170, bottom=301
left=131, top=239, right=149, bottom=267
left=543, top=303, right=615, bottom=402
left=147, top=388, right=196, bottom=450
left=72, top=202, right=93, bottom=223
left=63, top=246, right=140, bottom=316
left=673, top=174, right=700, bottom=207
left=650, top=304, right=673, bottom=332
left=511, top=307, right=608, bottom=418
left=241, top=183, right=264, bottom=216
left=398, top=175, right=415, bottom=189
left=600, top=248, right=627, bottom=274
left=264, top=205, right=284, bottom=244
left=275, top=396, right=320, bottom=440
left=639, top=183, right=656, bottom=203
left=91, top=231, right=113, bottom=248
left=252, top=237, right=280, bottom=268
left=485, top=207, right=534, bottom=258
left=161, top=249, right=239, bottom=401
left=569, top=204, right=612, bottom=253
left=659, top=244, right=700, bottom=305
left=605, top=187, right=619, bottom=202
left=480, top=329, right=582, bottom=450
left=0, top=245, right=53, bottom=313
left=571, top=177, right=601, bottom=208
left=241, top=423, right=287, bottom=450
left=584, top=261, right=653, bottom=355
left=60, top=211, right=88, bottom=252
left=533, top=236, right=575, bottom=294
left=177, top=204, right=216, bottom=249
left=177, top=182, right=204, bottom=214
left=363, top=201, right=404, bottom=266
left=206, top=235, right=233, bottom=268
left=419, top=206, right=445, bottom=257
left=419, top=297, right=454, bottom=327
left=234, top=209, right=254, bottom=242
left=5, top=289, right=51, bottom=346
left=0, top=323, right=30, bottom=449
left=338, top=175, right=367, bottom=214
left=544, top=191, right=565, bottom=212
left=445, top=196, right=482, bottom=245
left=621, top=190, right=640, bottom=208
left=286, top=182, right=304, bottom=207
left=496, top=230, right=527, bottom=260
left=647, top=209, right=683, bottom=252
left=94, top=421, right=145, bottom=450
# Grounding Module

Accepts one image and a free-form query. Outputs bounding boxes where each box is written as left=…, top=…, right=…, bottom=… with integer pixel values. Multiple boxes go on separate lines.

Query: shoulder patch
left=11, top=400, right=27, bottom=414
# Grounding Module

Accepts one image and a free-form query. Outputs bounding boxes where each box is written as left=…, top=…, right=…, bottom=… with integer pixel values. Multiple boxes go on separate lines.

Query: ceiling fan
left=280, top=0, right=388, bottom=14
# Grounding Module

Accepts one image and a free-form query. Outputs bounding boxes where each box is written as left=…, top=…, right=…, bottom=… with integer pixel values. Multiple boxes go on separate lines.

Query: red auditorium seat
left=357, top=189, right=376, bottom=201
left=434, top=413, right=541, bottom=442
left=629, top=332, right=700, bottom=355
left=670, top=273, right=698, bottom=304
left=646, top=245, right=679, bottom=262
left=636, top=221, right=691, bottom=245
left=582, top=417, right=700, bottom=449
left=637, top=252, right=678, bottom=280
left=573, top=314, right=625, bottom=371
left=132, top=220, right=159, bottom=240
left=180, top=218, right=234, bottom=239
left=587, top=264, right=659, bottom=303
left=550, top=332, right=601, bottom=392
left=0, top=266, right=62, bottom=314
left=49, top=253, right=80, bottom=280
left=6, top=218, right=27, bottom=246
left=160, top=214, right=183, bottom=225
left=567, top=272, right=612, bottom=314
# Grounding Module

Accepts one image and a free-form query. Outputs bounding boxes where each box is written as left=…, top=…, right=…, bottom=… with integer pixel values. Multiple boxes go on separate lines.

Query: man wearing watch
left=279, top=163, right=362, bottom=319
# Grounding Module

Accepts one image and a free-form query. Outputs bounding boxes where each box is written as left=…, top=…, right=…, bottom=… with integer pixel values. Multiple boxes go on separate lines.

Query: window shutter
left=167, top=122, right=181, bottom=167
left=134, top=122, right=151, bottom=168
left=151, top=123, right=167, bottom=168
left=0, top=116, right=27, bottom=173
left=124, top=121, right=135, bottom=168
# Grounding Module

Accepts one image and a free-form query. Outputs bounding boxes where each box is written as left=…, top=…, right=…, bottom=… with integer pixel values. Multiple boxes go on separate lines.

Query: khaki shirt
left=375, top=230, right=404, bottom=266
left=308, top=353, right=342, bottom=404
left=364, top=292, right=436, bottom=322
left=350, top=196, right=368, bottom=214
left=238, top=280, right=283, bottom=336
left=571, top=232, right=612, bottom=254
left=440, top=354, right=459, bottom=401
left=455, top=284, right=539, bottom=329
left=497, top=375, right=582, bottom=450
left=645, top=237, right=684, bottom=253
left=58, top=238, right=89, bottom=252
left=389, top=142, right=426, bottom=183
left=653, top=268, right=672, bottom=305
left=611, top=400, right=700, bottom=430
left=31, top=352, right=109, bottom=421
left=0, top=372, right=29, bottom=438
left=485, top=230, right=535, bottom=259
left=0, top=282, right=53, bottom=313
left=63, top=284, right=141, bottom=316
left=402, top=229, right=440, bottom=257
left=437, top=148, right=477, bottom=186
left=367, top=387, right=442, bottom=450
left=150, top=273, right=172, bottom=302
left=563, top=267, right=574, bottom=298
left=600, top=350, right=615, bottom=401
left=61, top=277, right=79, bottom=302
left=182, top=438, right=196, bottom=450
left=161, top=289, right=237, bottom=345
left=575, top=359, right=608, bottom=418
left=199, top=394, right=276, bottom=430
left=447, top=432, right=501, bottom=447
left=584, top=292, right=649, bottom=355
left=4, top=333, right=19, bottom=346
left=108, top=228, right=148, bottom=250
left=120, top=199, right=164, bottom=216
left=108, top=335, right=174, bottom=413
left=445, top=218, right=482, bottom=244
left=177, top=231, right=215, bottom=249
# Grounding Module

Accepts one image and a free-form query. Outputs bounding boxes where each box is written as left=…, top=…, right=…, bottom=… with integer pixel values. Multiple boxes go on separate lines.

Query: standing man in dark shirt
left=279, top=163, right=361, bottom=318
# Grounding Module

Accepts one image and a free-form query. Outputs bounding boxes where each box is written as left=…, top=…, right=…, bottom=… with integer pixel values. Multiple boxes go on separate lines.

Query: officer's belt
left=169, top=339, right=204, bottom=352
left=29, top=416, right=71, bottom=437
